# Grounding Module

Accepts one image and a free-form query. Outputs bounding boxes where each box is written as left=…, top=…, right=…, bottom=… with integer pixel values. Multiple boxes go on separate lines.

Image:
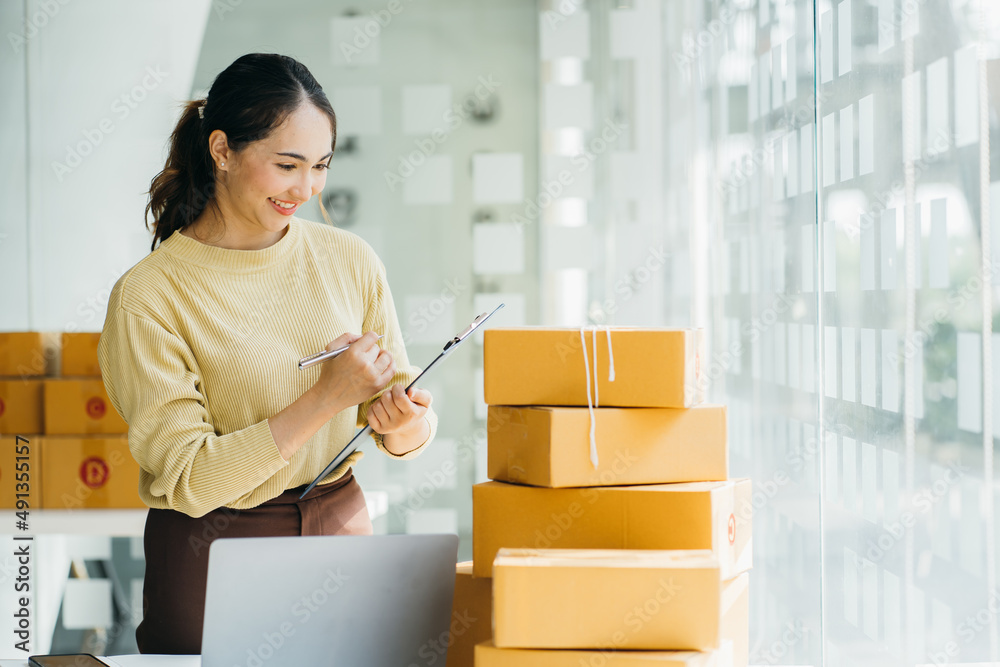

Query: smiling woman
left=96, top=53, right=437, bottom=655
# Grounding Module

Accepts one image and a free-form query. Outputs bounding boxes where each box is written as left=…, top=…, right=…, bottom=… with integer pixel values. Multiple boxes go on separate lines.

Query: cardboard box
left=446, top=562, right=493, bottom=667
left=61, top=332, right=102, bottom=377
left=0, top=332, right=48, bottom=376
left=0, top=378, right=44, bottom=435
left=474, top=639, right=734, bottom=667
left=487, top=404, right=727, bottom=487
left=43, top=378, right=127, bottom=435
left=40, top=435, right=144, bottom=508
left=0, top=434, right=42, bottom=510
left=492, top=549, right=744, bottom=652
left=472, top=480, right=752, bottom=579
left=483, top=328, right=705, bottom=408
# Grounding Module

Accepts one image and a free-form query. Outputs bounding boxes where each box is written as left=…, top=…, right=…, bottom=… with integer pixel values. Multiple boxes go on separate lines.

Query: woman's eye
left=277, top=164, right=295, bottom=171
left=315, top=163, right=330, bottom=170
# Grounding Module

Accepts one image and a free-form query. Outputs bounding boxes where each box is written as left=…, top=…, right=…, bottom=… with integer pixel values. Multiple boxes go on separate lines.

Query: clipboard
left=298, top=302, right=505, bottom=499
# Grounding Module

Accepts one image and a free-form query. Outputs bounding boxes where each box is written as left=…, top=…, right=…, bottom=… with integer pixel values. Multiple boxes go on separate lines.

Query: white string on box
left=579, top=325, right=616, bottom=468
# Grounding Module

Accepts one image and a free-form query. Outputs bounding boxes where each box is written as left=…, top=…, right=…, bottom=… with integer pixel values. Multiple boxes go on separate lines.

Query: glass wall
left=816, top=1, right=997, bottom=664
left=578, top=0, right=999, bottom=664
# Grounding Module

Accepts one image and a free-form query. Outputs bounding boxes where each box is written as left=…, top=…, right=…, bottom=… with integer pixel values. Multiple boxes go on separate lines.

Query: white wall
left=13, top=0, right=211, bottom=333
left=1, top=0, right=29, bottom=329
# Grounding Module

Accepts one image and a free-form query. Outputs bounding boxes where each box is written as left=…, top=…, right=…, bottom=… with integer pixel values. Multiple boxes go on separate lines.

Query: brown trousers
left=135, top=470, right=373, bottom=654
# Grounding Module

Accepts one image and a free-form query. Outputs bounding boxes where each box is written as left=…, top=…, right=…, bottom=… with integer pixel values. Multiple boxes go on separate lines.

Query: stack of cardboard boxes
left=0, top=331, right=144, bottom=510
left=447, top=327, right=752, bottom=667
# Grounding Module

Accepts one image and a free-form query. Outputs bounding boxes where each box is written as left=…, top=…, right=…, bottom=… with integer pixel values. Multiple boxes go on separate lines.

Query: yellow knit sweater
left=97, top=216, right=437, bottom=518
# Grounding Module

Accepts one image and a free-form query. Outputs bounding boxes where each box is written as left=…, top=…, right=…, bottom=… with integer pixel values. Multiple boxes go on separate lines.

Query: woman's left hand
left=368, top=384, right=432, bottom=435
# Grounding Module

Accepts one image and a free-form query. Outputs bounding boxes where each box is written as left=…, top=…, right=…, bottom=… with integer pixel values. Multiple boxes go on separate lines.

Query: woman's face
left=216, top=102, right=333, bottom=231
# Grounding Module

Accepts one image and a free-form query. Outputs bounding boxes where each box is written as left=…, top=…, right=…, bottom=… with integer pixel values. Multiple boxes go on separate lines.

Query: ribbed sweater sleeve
left=98, top=297, right=290, bottom=518
left=357, top=253, right=437, bottom=459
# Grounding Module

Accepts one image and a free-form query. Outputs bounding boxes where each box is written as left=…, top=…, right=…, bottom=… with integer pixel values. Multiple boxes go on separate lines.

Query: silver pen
left=298, top=334, right=384, bottom=370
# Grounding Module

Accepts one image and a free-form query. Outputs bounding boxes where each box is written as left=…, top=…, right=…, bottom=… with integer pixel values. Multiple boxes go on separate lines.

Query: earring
left=220, top=162, right=225, bottom=167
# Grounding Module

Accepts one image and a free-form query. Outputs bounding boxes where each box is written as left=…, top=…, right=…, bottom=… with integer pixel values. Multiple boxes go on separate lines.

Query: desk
left=0, top=656, right=199, bottom=667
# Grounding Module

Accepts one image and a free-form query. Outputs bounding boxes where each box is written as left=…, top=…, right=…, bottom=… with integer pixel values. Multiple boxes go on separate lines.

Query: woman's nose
left=289, top=173, right=313, bottom=201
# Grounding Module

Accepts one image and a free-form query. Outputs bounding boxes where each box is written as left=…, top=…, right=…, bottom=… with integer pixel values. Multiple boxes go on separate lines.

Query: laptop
left=200, top=534, right=459, bottom=666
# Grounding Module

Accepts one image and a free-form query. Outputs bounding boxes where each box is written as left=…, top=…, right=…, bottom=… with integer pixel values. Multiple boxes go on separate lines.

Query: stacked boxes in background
left=0, top=332, right=49, bottom=510
left=459, top=327, right=752, bottom=667
left=0, top=331, right=143, bottom=510
left=43, top=332, right=142, bottom=509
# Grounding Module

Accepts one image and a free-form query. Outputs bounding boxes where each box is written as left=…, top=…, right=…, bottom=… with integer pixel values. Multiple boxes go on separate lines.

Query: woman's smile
left=268, top=196, right=300, bottom=215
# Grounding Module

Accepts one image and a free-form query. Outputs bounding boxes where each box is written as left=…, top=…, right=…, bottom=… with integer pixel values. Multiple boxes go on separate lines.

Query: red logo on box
left=728, top=513, right=736, bottom=544
left=0, top=397, right=5, bottom=417
left=86, top=397, right=106, bottom=419
left=80, top=457, right=109, bottom=489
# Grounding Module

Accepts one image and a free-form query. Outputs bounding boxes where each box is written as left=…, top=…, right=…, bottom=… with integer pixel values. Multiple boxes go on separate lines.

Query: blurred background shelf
left=0, top=491, right=389, bottom=537
left=0, top=509, right=147, bottom=536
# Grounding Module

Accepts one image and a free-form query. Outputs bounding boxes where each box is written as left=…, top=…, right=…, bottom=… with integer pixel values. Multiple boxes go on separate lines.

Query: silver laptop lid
left=201, top=534, right=459, bottom=667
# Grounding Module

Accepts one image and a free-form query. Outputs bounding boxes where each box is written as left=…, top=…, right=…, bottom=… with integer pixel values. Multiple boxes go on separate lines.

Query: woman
left=97, top=53, right=437, bottom=655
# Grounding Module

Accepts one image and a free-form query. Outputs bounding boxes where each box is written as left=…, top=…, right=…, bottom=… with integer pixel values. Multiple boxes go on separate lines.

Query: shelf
left=0, top=492, right=390, bottom=536
left=0, top=509, right=147, bottom=536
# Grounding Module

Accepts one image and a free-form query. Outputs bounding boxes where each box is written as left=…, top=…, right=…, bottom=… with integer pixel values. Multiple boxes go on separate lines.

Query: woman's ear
left=207, top=129, right=231, bottom=169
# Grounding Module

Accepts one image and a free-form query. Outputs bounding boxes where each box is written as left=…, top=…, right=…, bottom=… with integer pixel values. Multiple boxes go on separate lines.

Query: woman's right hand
left=312, top=331, right=396, bottom=417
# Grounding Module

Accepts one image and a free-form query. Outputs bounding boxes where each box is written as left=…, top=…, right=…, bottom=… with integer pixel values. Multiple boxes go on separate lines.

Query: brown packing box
left=43, top=378, right=127, bottom=435
left=0, top=378, right=44, bottom=435
left=492, top=549, right=746, bottom=654
left=0, top=332, right=49, bottom=377
left=40, top=435, right=144, bottom=509
left=61, top=332, right=103, bottom=377
left=483, top=327, right=706, bottom=408
left=446, top=562, right=493, bottom=667
left=0, top=434, right=42, bottom=510
left=487, top=404, right=727, bottom=488
left=475, top=640, right=734, bottom=667
left=472, top=480, right=752, bottom=580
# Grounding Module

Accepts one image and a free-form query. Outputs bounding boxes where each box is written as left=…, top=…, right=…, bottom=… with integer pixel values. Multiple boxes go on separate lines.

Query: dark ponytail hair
left=145, top=53, right=337, bottom=251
